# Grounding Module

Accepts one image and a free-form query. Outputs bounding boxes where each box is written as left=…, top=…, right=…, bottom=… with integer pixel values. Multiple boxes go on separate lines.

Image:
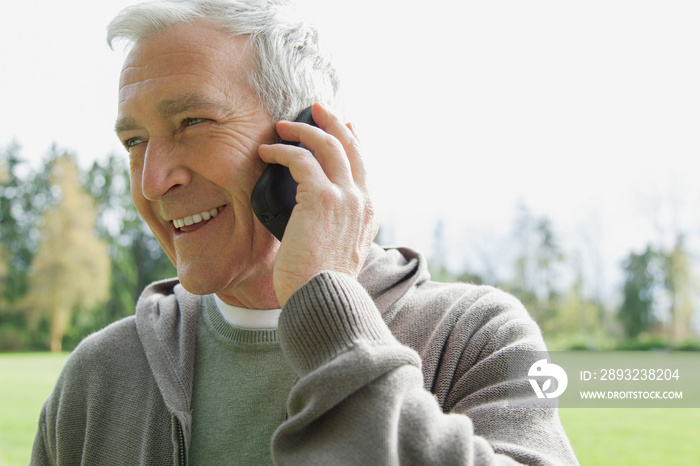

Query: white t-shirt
left=212, top=294, right=282, bottom=330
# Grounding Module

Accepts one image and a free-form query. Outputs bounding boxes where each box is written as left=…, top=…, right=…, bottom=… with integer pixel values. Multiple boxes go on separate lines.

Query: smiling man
left=31, top=1, right=577, bottom=465
left=116, top=26, right=283, bottom=307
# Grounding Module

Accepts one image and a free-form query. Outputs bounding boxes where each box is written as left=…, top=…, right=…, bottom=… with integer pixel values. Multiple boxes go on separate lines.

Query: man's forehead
left=119, top=22, right=252, bottom=79
left=119, top=49, right=222, bottom=90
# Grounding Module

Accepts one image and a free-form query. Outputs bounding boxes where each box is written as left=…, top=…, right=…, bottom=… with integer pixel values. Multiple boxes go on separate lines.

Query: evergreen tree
left=0, top=155, right=9, bottom=304
left=0, top=142, right=52, bottom=304
left=618, top=246, right=660, bottom=339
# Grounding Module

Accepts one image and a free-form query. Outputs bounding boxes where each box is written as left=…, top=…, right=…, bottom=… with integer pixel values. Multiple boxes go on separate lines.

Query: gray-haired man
left=32, top=1, right=578, bottom=464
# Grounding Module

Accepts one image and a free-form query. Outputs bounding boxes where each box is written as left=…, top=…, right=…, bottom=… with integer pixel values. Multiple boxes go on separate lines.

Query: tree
left=0, top=154, right=9, bottom=303
left=509, top=202, right=565, bottom=323
left=84, top=153, right=176, bottom=327
left=662, top=235, right=696, bottom=343
left=543, top=254, right=606, bottom=348
left=618, top=246, right=660, bottom=339
left=429, top=219, right=454, bottom=283
left=0, top=142, right=52, bottom=304
left=636, top=182, right=699, bottom=343
left=533, top=217, right=564, bottom=302
left=26, top=153, right=110, bottom=351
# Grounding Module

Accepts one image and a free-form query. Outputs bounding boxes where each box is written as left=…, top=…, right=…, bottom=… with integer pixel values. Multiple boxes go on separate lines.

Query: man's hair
left=107, top=0, right=340, bottom=122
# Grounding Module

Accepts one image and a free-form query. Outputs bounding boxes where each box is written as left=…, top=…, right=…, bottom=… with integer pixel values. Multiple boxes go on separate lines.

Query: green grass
left=560, top=407, right=700, bottom=465
left=1, top=353, right=699, bottom=465
left=0, top=352, right=69, bottom=466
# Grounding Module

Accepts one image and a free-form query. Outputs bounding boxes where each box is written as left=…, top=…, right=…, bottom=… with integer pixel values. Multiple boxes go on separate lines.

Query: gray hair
left=107, top=0, right=340, bottom=122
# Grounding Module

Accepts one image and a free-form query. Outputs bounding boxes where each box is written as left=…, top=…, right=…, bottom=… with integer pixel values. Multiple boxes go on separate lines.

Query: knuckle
left=322, top=133, right=343, bottom=153
left=347, top=188, right=374, bottom=219
left=317, top=185, right=342, bottom=209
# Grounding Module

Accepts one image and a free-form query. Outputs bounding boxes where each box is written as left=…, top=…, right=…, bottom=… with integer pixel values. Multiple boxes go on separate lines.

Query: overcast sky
left=2, top=0, right=699, bottom=301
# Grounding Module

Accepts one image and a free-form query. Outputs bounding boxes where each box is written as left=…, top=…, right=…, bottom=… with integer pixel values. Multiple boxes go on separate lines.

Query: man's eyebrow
left=114, top=92, right=231, bottom=134
left=156, top=92, right=231, bottom=120
left=115, top=115, right=139, bottom=135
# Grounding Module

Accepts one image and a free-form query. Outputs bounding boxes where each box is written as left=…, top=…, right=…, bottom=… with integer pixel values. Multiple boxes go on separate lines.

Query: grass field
left=1, top=353, right=699, bottom=465
left=560, top=408, right=700, bottom=465
left=0, top=352, right=69, bottom=465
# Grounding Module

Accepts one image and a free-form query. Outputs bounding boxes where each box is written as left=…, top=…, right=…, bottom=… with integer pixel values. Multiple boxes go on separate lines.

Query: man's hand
left=257, top=103, right=378, bottom=307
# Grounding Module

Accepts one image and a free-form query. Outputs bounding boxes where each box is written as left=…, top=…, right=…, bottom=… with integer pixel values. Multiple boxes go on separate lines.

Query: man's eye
left=124, top=137, right=144, bottom=148
left=185, top=117, right=208, bottom=126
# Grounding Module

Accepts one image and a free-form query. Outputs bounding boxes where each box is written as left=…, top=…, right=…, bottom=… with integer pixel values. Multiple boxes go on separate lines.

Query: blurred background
left=1, top=0, right=698, bottom=352
left=1, top=1, right=699, bottom=464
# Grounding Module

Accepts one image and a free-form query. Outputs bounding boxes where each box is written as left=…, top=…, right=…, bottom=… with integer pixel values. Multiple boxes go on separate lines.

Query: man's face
left=116, top=21, right=279, bottom=305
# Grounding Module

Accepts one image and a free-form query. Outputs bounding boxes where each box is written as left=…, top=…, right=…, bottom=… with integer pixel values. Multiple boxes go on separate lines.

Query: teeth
left=173, top=206, right=223, bottom=229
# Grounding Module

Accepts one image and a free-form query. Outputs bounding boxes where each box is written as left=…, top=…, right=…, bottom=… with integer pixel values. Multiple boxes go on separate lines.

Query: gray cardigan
left=32, top=245, right=578, bottom=465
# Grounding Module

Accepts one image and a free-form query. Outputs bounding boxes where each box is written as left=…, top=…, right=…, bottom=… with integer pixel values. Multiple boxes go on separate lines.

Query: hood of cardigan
left=134, top=277, right=199, bottom=445
left=359, top=244, right=430, bottom=318
left=133, top=244, right=429, bottom=433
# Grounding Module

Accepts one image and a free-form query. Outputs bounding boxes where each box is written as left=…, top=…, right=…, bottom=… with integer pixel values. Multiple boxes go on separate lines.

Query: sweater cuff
left=278, top=271, right=397, bottom=376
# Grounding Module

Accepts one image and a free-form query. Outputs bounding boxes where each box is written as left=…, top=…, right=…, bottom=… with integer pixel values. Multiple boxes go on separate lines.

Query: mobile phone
left=251, top=106, right=318, bottom=241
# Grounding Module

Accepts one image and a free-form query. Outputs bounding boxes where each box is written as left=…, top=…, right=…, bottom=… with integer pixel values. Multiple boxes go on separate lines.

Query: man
left=32, top=0, right=578, bottom=464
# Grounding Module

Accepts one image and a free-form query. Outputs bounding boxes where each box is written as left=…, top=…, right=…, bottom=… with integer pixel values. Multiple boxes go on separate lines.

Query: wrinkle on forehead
left=118, top=21, right=253, bottom=85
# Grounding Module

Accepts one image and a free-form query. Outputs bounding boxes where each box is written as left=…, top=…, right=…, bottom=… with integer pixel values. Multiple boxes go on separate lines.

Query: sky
left=2, top=0, right=700, bottom=303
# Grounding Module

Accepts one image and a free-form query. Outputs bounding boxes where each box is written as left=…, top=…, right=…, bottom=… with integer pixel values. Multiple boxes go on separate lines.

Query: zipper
left=175, top=418, right=187, bottom=466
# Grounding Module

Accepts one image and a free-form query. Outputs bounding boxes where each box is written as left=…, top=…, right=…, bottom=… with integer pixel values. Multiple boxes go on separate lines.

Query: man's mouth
left=172, top=206, right=225, bottom=230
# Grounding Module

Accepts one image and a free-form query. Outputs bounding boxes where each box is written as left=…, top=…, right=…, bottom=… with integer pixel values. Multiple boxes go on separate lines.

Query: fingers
left=278, top=120, right=353, bottom=186
left=257, top=141, right=326, bottom=191
left=259, top=103, right=367, bottom=188
left=310, top=103, right=369, bottom=188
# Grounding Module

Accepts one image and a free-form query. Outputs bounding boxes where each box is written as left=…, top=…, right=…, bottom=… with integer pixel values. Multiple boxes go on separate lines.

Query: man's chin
left=176, top=265, right=227, bottom=296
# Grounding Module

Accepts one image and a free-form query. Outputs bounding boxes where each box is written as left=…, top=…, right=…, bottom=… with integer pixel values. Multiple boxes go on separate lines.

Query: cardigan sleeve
left=272, top=271, right=578, bottom=465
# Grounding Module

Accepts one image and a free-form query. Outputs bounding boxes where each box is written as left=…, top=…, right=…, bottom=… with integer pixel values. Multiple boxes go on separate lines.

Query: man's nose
left=140, top=138, right=192, bottom=200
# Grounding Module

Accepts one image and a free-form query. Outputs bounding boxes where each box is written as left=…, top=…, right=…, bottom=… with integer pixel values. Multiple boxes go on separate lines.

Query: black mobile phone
left=251, top=106, right=318, bottom=241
